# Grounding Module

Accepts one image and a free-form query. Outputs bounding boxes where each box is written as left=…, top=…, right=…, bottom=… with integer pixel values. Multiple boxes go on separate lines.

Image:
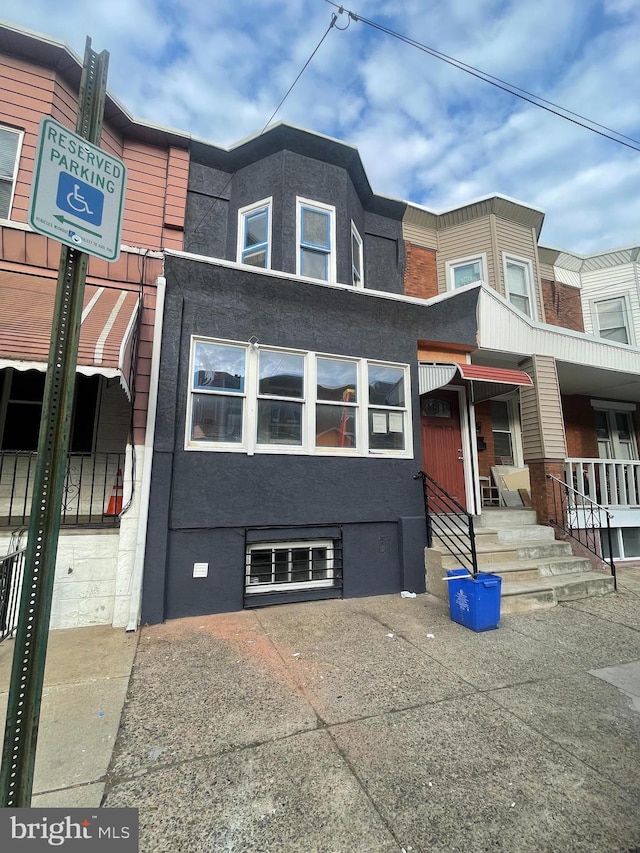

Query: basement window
left=245, top=540, right=338, bottom=594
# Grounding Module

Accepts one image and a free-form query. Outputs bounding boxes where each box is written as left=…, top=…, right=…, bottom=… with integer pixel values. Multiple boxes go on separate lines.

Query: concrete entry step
left=438, top=539, right=573, bottom=569
left=426, top=506, right=616, bottom=612
left=500, top=572, right=616, bottom=613
left=481, top=556, right=593, bottom=581
left=474, top=508, right=538, bottom=528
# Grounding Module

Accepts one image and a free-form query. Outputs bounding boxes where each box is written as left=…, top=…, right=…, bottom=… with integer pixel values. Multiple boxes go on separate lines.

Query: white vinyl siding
left=581, top=263, right=640, bottom=346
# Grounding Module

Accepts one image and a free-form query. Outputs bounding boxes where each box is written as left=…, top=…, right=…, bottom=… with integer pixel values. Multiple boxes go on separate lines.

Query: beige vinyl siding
left=494, top=217, right=544, bottom=321
left=580, top=263, right=640, bottom=344
left=520, top=355, right=567, bottom=461
left=538, top=261, right=554, bottom=280
left=437, top=216, right=494, bottom=293
left=402, top=220, right=438, bottom=249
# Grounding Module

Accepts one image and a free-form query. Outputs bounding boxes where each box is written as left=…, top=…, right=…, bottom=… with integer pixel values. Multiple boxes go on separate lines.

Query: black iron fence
left=546, top=473, right=616, bottom=590
left=0, top=451, right=124, bottom=528
left=414, top=470, right=479, bottom=577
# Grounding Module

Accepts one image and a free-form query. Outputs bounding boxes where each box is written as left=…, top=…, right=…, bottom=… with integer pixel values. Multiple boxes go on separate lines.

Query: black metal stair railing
left=413, top=470, right=479, bottom=577
left=546, top=473, right=616, bottom=591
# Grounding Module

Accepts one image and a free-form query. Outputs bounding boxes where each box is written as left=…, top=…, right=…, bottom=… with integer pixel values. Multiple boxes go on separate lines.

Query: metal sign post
left=0, top=38, right=110, bottom=807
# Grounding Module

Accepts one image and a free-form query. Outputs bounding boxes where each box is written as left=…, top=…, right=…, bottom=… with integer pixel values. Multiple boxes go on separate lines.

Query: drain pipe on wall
left=126, top=274, right=166, bottom=632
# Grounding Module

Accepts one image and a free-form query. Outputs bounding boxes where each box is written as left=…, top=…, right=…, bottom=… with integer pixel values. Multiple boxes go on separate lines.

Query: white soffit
left=478, top=286, right=640, bottom=378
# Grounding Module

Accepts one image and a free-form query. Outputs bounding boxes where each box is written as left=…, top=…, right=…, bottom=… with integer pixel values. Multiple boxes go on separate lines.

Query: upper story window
left=187, top=337, right=412, bottom=458
left=446, top=254, right=487, bottom=290
left=237, top=198, right=271, bottom=268
left=0, top=125, right=23, bottom=220
left=351, top=221, right=363, bottom=287
left=593, top=296, right=633, bottom=345
left=296, top=198, right=336, bottom=282
left=503, top=254, right=535, bottom=318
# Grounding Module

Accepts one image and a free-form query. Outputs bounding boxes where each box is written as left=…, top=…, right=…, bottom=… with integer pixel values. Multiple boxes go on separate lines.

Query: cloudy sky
left=3, top=0, right=639, bottom=253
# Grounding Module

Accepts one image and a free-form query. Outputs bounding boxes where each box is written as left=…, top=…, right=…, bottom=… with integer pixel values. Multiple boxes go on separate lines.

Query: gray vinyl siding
left=436, top=216, right=494, bottom=293
left=580, top=262, right=640, bottom=344
left=520, top=355, right=567, bottom=461
left=494, top=217, right=544, bottom=321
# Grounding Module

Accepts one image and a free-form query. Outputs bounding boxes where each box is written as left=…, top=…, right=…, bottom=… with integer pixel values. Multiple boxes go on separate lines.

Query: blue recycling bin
left=446, top=569, right=502, bottom=632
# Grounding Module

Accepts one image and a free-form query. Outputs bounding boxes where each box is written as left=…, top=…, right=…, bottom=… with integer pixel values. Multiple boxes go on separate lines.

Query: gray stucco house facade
left=142, top=124, right=479, bottom=622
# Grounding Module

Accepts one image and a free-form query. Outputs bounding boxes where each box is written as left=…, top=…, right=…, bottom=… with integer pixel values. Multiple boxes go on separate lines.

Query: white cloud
left=2, top=0, right=639, bottom=252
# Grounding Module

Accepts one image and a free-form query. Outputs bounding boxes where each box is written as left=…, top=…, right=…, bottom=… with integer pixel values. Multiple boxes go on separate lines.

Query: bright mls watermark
left=0, top=809, right=138, bottom=850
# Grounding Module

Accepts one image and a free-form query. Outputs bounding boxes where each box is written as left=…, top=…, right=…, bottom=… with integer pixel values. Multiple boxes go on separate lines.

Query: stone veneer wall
left=0, top=530, right=119, bottom=629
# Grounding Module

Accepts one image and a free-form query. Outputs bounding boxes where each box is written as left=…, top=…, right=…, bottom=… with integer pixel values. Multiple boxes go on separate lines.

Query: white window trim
left=296, top=197, right=337, bottom=283
left=0, top=125, right=24, bottom=223
left=350, top=220, right=364, bottom=288
left=445, top=253, right=488, bottom=292
left=185, top=336, right=413, bottom=458
left=591, top=293, right=635, bottom=346
left=236, top=197, right=272, bottom=269
left=502, top=253, right=537, bottom=320
left=590, top=400, right=636, bottom=412
left=245, top=538, right=336, bottom=593
left=490, top=392, right=524, bottom=468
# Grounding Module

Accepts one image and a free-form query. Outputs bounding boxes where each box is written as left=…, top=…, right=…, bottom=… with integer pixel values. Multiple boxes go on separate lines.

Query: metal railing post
left=546, top=473, right=616, bottom=590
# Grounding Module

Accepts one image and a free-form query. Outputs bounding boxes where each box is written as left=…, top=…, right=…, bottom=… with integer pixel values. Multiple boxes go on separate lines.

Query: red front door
left=420, top=389, right=466, bottom=506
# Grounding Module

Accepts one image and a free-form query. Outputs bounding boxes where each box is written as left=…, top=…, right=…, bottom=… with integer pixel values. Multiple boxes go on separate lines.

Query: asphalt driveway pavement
left=102, top=567, right=640, bottom=853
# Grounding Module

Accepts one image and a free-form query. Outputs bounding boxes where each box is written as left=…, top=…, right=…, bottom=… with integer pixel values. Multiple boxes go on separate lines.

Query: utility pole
left=0, top=38, right=109, bottom=807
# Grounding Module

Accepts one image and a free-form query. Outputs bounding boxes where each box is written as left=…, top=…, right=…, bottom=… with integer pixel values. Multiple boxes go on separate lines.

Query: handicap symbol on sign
left=56, top=172, right=104, bottom=227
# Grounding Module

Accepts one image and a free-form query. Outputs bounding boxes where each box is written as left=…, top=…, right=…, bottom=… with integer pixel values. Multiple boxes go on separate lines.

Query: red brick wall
left=562, top=395, right=598, bottom=458
left=474, top=400, right=495, bottom=478
left=541, top=280, right=584, bottom=332
left=404, top=242, right=438, bottom=299
left=527, top=459, right=566, bottom=525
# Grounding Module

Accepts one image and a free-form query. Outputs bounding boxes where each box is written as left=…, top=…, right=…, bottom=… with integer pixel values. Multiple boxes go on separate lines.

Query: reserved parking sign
left=28, top=117, right=127, bottom=262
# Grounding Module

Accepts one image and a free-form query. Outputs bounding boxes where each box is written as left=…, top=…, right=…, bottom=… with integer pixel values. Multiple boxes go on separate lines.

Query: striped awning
left=0, top=271, right=139, bottom=399
left=419, top=362, right=533, bottom=402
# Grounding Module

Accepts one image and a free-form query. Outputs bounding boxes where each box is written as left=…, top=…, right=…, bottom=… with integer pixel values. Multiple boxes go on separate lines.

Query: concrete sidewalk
left=0, top=624, right=138, bottom=806
left=0, top=567, right=637, bottom=850
left=100, top=566, right=640, bottom=852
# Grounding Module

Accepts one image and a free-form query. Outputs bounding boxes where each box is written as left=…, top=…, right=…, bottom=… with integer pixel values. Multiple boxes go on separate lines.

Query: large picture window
left=186, top=338, right=412, bottom=457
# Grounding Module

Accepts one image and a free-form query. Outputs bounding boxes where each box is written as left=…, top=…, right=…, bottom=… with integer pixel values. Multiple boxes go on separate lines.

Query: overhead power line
left=186, top=14, right=338, bottom=249
left=324, top=0, right=640, bottom=152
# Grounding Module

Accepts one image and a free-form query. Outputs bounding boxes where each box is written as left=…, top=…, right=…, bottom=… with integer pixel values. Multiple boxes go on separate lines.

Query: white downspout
left=126, top=274, right=166, bottom=631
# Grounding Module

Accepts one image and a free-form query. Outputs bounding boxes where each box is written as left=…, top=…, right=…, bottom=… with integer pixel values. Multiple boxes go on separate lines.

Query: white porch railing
left=565, top=458, right=640, bottom=508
